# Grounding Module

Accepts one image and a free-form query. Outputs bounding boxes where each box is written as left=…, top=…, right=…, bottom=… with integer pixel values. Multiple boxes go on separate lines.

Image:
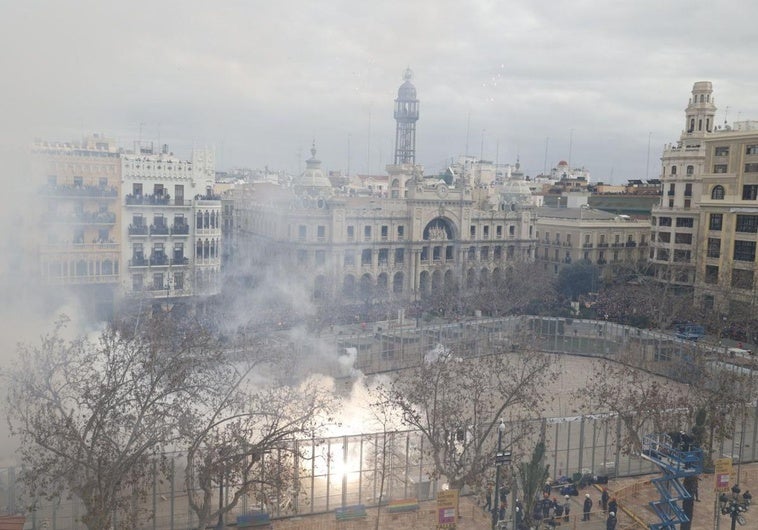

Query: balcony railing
left=150, top=255, right=168, bottom=266
left=47, top=211, right=117, bottom=224
left=150, top=225, right=169, bottom=235
left=625, top=241, right=637, bottom=247
left=170, top=224, right=189, bottom=235
left=129, top=224, right=148, bottom=235
left=126, top=194, right=170, bottom=205
left=129, top=257, right=148, bottom=267
left=582, top=243, right=594, bottom=248
left=171, top=257, right=189, bottom=265
left=598, top=242, right=609, bottom=248
left=42, top=184, right=118, bottom=198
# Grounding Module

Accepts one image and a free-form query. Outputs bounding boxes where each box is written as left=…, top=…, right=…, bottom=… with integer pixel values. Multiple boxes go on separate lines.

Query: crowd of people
left=480, top=480, right=621, bottom=530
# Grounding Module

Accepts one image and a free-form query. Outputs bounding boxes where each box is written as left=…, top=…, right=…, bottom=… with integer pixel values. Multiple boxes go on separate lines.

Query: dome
left=499, top=177, right=532, bottom=208
left=294, top=143, right=332, bottom=195
left=397, top=68, right=417, bottom=100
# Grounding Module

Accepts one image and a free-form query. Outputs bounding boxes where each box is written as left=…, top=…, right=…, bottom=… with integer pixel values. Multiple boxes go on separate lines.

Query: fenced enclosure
left=2, top=316, right=755, bottom=529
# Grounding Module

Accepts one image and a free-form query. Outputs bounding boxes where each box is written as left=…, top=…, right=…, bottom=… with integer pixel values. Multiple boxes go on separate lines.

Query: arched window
left=686, top=165, right=694, bottom=175
left=671, top=166, right=677, bottom=175
left=197, top=211, right=203, bottom=228
left=700, top=94, right=704, bottom=103
left=392, top=272, right=404, bottom=293
left=711, top=185, right=725, bottom=200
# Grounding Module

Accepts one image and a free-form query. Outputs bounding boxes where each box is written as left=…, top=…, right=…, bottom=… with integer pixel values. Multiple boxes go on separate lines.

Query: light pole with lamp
left=492, top=419, right=510, bottom=530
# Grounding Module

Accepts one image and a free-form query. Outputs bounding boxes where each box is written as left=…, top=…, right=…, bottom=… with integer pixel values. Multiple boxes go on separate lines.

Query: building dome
left=294, top=142, right=332, bottom=196
left=499, top=177, right=532, bottom=209
left=397, top=68, right=417, bottom=100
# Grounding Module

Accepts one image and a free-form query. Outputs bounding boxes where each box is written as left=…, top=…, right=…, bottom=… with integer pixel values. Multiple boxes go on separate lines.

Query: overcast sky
left=3, top=0, right=758, bottom=182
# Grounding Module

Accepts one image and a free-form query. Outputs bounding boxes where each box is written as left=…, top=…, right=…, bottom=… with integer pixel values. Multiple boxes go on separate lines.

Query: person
left=608, top=496, right=618, bottom=516
left=601, top=488, right=609, bottom=511
left=553, top=498, right=564, bottom=521
left=583, top=493, right=593, bottom=521
left=515, top=499, right=524, bottom=529
left=542, top=496, right=553, bottom=520
left=606, top=511, right=617, bottom=530
left=544, top=480, right=553, bottom=496
left=563, top=494, right=571, bottom=522
left=483, top=484, right=492, bottom=513
left=499, top=485, right=509, bottom=509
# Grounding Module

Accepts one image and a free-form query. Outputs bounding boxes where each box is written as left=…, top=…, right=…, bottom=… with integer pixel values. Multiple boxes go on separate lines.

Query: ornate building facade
left=31, top=134, right=122, bottom=317
left=651, top=81, right=758, bottom=321
left=121, top=145, right=222, bottom=306
left=230, top=71, right=537, bottom=306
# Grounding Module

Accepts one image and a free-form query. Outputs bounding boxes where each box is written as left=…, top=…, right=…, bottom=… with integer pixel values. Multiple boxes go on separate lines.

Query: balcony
left=171, top=224, right=190, bottom=235
left=150, top=255, right=168, bottom=266
left=129, top=257, right=148, bottom=267
left=598, top=242, right=609, bottom=248
left=150, top=225, right=169, bottom=236
left=667, top=190, right=675, bottom=196
left=582, top=243, right=594, bottom=248
left=597, top=258, right=607, bottom=265
left=42, top=184, right=118, bottom=198
left=612, top=243, right=624, bottom=248
left=61, top=210, right=117, bottom=224
left=129, top=224, right=148, bottom=236
left=171, top=257, right=189, bottom=266
left=625, top=241, right=637, bottom=247
left=126, top=193, right=171, bottom=206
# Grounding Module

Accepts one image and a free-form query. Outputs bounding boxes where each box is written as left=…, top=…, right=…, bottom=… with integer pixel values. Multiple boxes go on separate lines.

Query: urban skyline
left=3, top=1, right=758, bottom=182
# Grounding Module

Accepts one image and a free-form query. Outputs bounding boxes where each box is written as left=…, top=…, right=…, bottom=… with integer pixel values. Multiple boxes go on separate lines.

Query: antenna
left=568, top=129, right=574, bottom=170
left=367, top=108, right=372, bottom=176
left=464, top=111, right=471, bottom=157
left=645, top=132, right=652, bottom=180
left=347, top=133, right=351, bottom=177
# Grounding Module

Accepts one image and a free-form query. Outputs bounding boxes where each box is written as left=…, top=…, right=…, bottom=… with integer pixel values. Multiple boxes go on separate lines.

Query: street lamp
left=492, top=419, right=510, bottom=530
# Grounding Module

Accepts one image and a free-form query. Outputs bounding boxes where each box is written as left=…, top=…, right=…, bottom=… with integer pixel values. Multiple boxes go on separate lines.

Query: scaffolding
left=641, top=433, right=703, bottom=529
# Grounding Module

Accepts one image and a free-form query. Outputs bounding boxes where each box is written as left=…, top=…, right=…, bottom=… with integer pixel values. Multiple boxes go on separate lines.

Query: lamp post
left=718, top=487, right=750, bottom=530
left=492, top=419, right=510, bottom=530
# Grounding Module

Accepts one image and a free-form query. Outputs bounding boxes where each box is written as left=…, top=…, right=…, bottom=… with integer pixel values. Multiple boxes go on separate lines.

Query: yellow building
left=695, top=129, right=758, bottom=318
left=535, top=207, right=650, bottom=278
left=31, top=134, right=122, bottom=317
left=651, top=81, right=758, bottom=324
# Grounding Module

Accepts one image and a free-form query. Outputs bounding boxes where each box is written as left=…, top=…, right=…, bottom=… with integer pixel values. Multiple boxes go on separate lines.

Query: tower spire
left=393, top=68, right=420, bottom=165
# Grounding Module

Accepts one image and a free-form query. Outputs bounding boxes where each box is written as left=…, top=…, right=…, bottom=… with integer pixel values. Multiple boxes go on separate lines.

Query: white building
left=120, top=145, right=222, bottom=305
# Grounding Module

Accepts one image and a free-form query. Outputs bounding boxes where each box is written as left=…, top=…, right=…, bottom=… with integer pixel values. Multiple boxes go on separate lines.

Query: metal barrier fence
left=1, top=316, right=754, bottom=529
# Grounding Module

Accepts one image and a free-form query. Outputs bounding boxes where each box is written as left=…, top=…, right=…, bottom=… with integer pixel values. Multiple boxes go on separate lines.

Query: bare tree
left=182, top=376, right=332, bottom=530
left=575, top=357, right=691, bottom=455
left=382, top=342, right=557, bottom=490
left=595, top=273, right=697, bottom=330
left=688, top=357, right=757, bottom=467
left=4, top=315, right=223, bottom=530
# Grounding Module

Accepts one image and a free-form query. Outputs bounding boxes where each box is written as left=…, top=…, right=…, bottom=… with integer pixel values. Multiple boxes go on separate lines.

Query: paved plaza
left=265, top=462, right=757, bottom=529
